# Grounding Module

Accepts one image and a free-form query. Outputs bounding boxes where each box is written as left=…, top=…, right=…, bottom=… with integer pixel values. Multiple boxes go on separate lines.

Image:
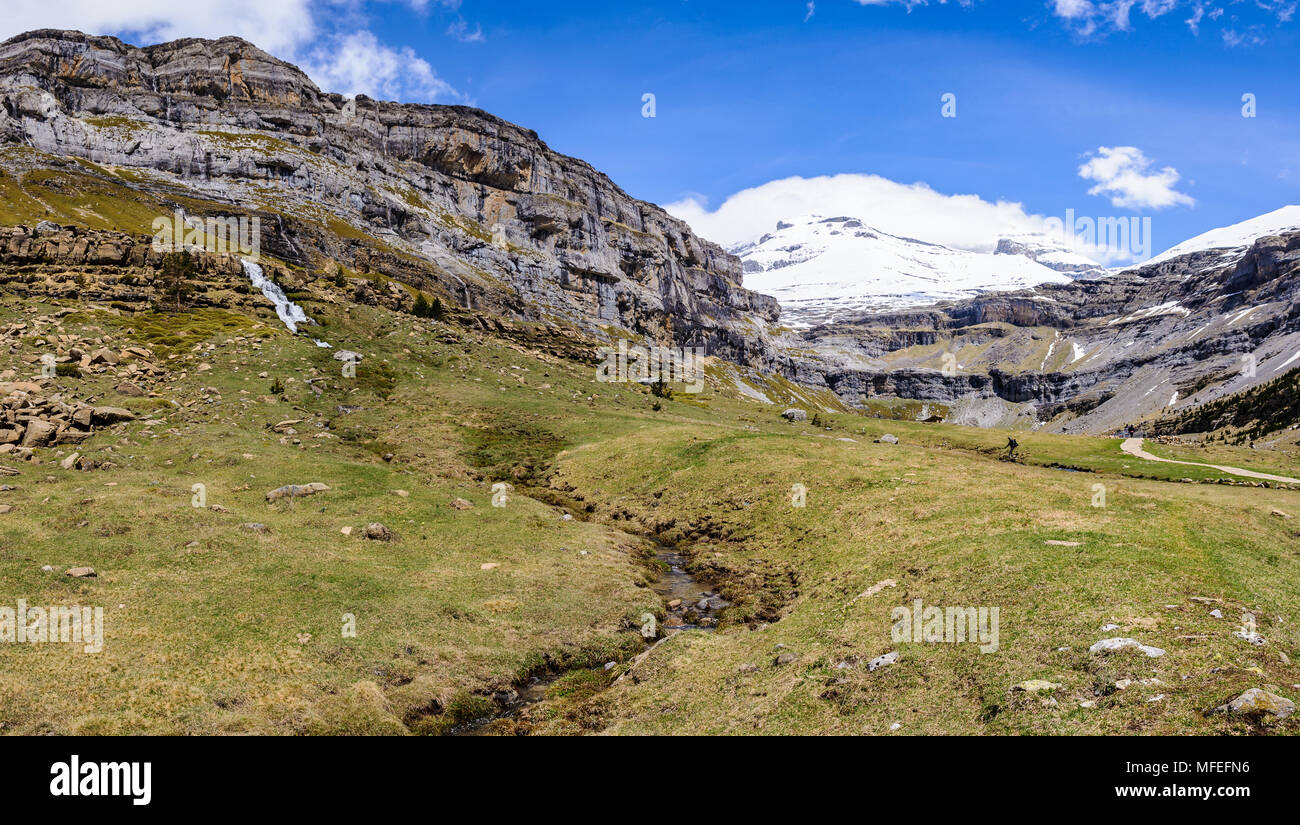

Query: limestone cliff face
left=793, top=232, right=1300, bottom=434
left=0, top=29, right=779, bottom=364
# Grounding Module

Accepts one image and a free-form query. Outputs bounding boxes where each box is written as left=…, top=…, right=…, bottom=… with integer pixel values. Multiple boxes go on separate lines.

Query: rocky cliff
left=789, top=231, right=1300, bottom=434
left=0, top=29, right=779, bottom=365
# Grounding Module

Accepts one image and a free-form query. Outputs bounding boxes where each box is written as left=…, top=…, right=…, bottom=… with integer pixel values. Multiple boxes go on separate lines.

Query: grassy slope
left=0, top=264, right=1297, bottom=735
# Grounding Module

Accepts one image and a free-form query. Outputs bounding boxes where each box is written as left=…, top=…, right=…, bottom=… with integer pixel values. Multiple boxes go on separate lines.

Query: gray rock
left=265, top=482, right=329, bottom=502
left=1088, top=637, right=1166, bottom=657
left=1210, top=688, right=1295, bottom=720
left=781, top=408, right=807, bottom=422
left=364, top=522, right=394, bottom=541
left=867, top=651, right=898, bottom=671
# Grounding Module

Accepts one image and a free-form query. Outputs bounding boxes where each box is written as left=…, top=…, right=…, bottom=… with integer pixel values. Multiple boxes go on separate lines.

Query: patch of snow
left=1107, top=301, right=1191, bottom=326
left=731, top=215, right=1074, bottom=324
left=1275, top=350, right=1300, bottom=373
left=1144, top=205, right=1300, bottom=267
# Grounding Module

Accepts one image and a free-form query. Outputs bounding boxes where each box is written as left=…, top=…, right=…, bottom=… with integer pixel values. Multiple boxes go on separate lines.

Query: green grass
left=0, top=275, right=1297, bottom=736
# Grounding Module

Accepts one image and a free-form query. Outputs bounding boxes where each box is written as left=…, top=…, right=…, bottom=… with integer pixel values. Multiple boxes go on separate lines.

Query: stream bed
left=452, top=536, right=724, bottom=735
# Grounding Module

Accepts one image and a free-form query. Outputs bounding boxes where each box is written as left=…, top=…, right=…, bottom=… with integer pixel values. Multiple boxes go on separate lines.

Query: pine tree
left=158, top=250, right=196, bottom=313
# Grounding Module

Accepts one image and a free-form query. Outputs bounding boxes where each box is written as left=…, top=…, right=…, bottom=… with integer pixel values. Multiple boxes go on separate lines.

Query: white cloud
left=1, top=0, right=317, bottom=55
left=447, top=16, right=484, bottom=43
left=665, top=173, right=1132, bottom=262
left=302, top=31, right=461, bottom=102
left=804, top=2, right=816, bottom=23
left=1, top=0, right=467, bottom=102
left=1054, top=0, right=1295, bottom=38
left=1078, top=146, right=1194, bottom=209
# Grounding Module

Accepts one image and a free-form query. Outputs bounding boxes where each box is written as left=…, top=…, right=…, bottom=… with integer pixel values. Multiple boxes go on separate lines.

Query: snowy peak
left=1144, top=205, right=1300, bottom=267
left=730, top=215, right=1081, bottom=327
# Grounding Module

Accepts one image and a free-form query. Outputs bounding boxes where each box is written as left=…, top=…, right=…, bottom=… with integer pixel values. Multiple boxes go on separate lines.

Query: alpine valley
left=1, top=29, right=1298, bottom=738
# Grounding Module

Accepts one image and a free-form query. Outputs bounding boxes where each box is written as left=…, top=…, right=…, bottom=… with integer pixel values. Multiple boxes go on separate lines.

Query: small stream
left=452, top=535, right=725, bottom=735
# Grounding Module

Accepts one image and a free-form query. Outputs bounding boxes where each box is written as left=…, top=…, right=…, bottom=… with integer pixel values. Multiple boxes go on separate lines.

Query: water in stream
left=452, top=538, right=724, bottom=734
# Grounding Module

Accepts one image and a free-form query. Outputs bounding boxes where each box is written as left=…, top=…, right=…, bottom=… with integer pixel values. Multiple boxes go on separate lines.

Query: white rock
left=1089, top=637, right=1166, bottom=657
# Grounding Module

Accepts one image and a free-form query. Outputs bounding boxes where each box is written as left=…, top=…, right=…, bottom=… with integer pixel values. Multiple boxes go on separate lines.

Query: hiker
left=1006, top=437, right=1019, bottom=460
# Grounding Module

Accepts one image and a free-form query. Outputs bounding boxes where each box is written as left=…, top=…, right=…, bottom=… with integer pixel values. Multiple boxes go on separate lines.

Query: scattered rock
left=1271, top=509, right=1293, bottom=520
left=340, top=526, right=353, bottom=536
left=1046, top=540, right=1083, bottom=547
left=774, top=652, right=799, bottom=666
left=867, top=651, right=899, bottom=671
left=737, top=663, right=759, bottom=673
left=849, top=578, right=897, bottom=604
left=265, top=482, right=329, bottom=502
left=243, top=523, right=270, bottom=534
left=392, top=489, right=409, bottom=498
left=1210, top=688, right=1295, bottom=720
left=0, top=504, right=11, bottom=515
left=480, top=562, right=500, bottom=570
left=363, top=522, right=393, bottom=541
left=1209, top=609, right=1223, bottom=619
left=60, top=452, right=80, bottom=470
left=877, top=434, right=900, bottom=445
left=1234, top=629, right=1266, bottom=646
left=450, top=498, right=474, bottom=510
left=65, top=566, right=96, bottom=577
left=781, top=408, right=807, bottom=422
left=1011, top=679, right=1062, bottom=693
left=1088, top=637, right=1166, bottom=657
left=90, top=406, right=135, bottom=425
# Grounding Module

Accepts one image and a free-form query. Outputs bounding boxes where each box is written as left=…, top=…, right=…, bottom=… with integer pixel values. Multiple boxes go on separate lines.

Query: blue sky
left=7, top=1, right=1300, bottom=257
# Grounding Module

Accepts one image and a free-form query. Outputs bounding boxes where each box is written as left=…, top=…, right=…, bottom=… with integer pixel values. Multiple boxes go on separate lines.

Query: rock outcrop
left=788, top=231, right=1300, bottom=434
left=0, top=29, right=779, bottom=365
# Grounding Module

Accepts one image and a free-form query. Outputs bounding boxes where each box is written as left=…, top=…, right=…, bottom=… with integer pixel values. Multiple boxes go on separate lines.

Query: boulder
left=1088, top=637, right=1165, bottom=657
left=1211, top=688, right=1294, bottom=720
left=363, top=522, right=394, bottom=541
left=90, top=406, right=135, bottom=425
left=265, top=482, right=329, bottom=502
left=781, top=408, right=807, bottom=422
left=20, top=419, right=55, bottom=447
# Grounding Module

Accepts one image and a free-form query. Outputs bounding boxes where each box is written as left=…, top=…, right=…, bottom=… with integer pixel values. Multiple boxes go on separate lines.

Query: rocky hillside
left=0, top=29, right=779, bottom=366
left=786, top=228, right=1300, bottom=435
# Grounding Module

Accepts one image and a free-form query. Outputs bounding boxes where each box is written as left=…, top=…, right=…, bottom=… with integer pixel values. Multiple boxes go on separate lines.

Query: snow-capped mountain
left=994, top=235, right=1108, bottom=278
left=730, top=215, right=1092, bottom=327
left=1141, top=205, right=1300, bottom=267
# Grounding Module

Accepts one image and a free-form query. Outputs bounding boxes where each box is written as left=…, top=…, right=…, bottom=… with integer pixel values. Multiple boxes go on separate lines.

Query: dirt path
left=1120, top=438, right=1300, bottom=484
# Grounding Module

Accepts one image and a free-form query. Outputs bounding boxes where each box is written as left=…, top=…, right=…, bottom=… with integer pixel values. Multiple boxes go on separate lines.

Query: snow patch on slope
left=732, top=215, right=1080, bottom=326
left=1143, top=205, right=1300, bottom=267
